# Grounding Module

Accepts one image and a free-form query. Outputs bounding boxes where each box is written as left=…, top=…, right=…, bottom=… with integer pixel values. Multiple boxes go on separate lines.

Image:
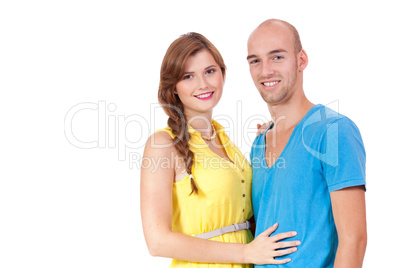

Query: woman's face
left=175, top=49, right=224, bottom=118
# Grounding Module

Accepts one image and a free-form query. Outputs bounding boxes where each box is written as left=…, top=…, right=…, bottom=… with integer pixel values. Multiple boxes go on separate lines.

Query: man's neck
left=268, top=96, right=315, bottom=132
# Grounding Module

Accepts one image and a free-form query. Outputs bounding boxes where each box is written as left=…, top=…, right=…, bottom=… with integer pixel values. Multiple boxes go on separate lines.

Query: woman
left=141, top=32, right=299, bottom=267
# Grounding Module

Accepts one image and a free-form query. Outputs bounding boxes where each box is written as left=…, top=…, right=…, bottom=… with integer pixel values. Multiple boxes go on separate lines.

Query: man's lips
left=261, top=80, right=280, bottom=87
left=194, top=91, right=214, bottom=100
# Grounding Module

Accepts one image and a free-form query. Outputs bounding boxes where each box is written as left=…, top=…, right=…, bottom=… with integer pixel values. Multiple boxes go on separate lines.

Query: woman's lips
left=194, top=91, right=214, bottom=100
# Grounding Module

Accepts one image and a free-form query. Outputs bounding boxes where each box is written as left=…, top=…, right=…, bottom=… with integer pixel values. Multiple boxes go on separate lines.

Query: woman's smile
left=194, top=91, right=214, bottom=100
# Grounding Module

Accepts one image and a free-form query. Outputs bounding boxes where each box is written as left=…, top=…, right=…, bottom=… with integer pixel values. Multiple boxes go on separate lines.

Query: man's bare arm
left=331, top=185, right=367, bottom=268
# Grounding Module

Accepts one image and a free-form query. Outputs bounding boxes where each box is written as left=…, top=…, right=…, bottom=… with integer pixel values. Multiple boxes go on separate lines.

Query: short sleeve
left=321, top=117, right=366, bottom=192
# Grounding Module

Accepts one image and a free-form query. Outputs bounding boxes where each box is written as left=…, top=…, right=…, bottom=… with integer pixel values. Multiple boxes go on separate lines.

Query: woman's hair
left=158, top=32, right=226, bottom=195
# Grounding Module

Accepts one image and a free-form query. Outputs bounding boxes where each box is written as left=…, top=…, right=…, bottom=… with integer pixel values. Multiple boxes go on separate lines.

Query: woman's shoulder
left=152, top=128, right=175, bottom=144
left=155, top=126, right=176, bottom=139
left=143, top=127, right=176, bottom=157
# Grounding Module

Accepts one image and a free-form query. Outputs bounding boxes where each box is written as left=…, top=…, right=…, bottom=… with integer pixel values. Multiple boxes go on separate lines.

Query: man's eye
left=249, top=59, right=259, bottom=64
left=274, top=56, right=284, bottom=60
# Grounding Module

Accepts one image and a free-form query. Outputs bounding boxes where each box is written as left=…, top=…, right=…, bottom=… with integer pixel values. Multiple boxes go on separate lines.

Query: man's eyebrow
left=246, top=54, right=257, bottom=60
left=268, top=49, right=287, bottom=55
left=247, top=49, right=288, bottom=61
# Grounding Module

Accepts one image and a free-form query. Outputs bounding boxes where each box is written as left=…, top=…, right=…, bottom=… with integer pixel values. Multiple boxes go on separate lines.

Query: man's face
left=247, top=23, right=302, bottom=105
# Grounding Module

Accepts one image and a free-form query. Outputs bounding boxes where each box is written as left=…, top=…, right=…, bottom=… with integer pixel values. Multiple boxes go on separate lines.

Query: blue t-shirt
left=251, top=104, right=366, bottom=268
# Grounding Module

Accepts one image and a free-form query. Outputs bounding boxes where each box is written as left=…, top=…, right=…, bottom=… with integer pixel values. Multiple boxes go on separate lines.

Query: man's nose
left=261, top=61, right=275, bottom=76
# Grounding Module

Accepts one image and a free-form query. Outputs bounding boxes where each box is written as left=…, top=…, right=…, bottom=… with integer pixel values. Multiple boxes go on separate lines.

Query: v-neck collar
left=261, top=104, right=322, bottom=171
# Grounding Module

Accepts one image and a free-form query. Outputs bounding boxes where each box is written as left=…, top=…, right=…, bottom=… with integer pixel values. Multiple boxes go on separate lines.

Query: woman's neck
left=186, top=112, right=214, bottom=137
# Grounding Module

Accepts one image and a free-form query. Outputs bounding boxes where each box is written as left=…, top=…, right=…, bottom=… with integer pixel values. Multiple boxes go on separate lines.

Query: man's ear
left=298, top=49, right=308, bottom=72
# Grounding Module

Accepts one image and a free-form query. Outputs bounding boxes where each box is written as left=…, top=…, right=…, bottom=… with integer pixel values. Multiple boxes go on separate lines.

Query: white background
left=1, top=0, right=401, bottom=267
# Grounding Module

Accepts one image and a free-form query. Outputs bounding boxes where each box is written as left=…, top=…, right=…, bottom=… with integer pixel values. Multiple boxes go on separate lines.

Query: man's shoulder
left=303, top=104, right=358, bottom=132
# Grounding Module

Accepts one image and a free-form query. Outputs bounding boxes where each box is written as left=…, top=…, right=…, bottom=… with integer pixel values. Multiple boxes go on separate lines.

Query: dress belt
left=195, top=221, right=250, bottom=239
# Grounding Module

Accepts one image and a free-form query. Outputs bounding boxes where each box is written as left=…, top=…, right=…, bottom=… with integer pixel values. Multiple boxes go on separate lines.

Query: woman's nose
left=197, top=76, right=209, bottom=90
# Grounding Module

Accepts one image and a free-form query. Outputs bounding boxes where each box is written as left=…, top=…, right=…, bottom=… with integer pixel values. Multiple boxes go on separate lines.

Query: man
left=248, top=19, right=367, bottom=267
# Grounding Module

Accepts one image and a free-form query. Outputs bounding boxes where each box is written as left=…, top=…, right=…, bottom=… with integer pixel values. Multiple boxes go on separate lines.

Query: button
left=241, top=180, right=245, bottom=183
left=242, top=168, right=245, bottom=172
left=242, top=209, right=245, bottom=212
left=242, top=194, right=246, bottom=197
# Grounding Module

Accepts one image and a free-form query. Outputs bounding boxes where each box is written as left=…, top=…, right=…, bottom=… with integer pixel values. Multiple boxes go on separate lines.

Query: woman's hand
left=256, top=121, right=273, bottom=136
left=243, top=223, right=300, bottom=265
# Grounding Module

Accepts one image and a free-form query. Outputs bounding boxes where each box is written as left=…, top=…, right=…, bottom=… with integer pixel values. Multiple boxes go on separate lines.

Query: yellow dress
left=157, top=120, right=254, bottom=268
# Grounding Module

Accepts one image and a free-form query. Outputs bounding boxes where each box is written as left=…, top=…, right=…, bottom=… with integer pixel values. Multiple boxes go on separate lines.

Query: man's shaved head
left=246, top=19, right=308, bottom=106
left=250, top=19, right=302, bottom=55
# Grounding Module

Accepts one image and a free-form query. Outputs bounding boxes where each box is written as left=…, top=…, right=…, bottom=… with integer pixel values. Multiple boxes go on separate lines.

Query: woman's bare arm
left=140, top=131, right=299, bottom=265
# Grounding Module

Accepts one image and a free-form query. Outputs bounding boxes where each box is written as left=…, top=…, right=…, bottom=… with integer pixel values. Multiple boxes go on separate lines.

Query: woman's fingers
left=258, top=223, right=279, bottom=237
left=256, top=124, right=263, bottom=136
left=274, top=246, right=298, bottom=257
left=275, top=240, right=301, bottom=250
left=248, top=223, right=300, bottom=264
left=271, top=231, right=297, bottom=242
left=271, top=258, right=292, bottom=265
left=256, top=121, right=273, bottom=136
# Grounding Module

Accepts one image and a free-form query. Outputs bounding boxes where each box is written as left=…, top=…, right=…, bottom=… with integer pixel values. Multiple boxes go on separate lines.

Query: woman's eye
left=206, top=69, right=215, bottom=75
left=183, top=74, right=192, bottom=80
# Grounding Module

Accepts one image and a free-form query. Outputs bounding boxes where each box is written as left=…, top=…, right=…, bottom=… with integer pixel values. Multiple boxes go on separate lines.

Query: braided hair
left=158, top=32, right=226, bottom=195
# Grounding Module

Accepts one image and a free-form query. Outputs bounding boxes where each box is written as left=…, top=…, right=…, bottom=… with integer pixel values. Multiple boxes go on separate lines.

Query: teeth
left=263, top=81, right=279, bottom=87
left=196, top=92, right=212, bottom=98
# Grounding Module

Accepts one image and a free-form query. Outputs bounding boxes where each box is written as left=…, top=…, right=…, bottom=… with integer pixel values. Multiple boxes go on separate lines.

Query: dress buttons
left=242, top=209, right=245, bottom=212
left=242, top=168, right=245, bottom=172
left=242, top=194, right=246, bottom=197
left=241, top=180, right=245, bottom=183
